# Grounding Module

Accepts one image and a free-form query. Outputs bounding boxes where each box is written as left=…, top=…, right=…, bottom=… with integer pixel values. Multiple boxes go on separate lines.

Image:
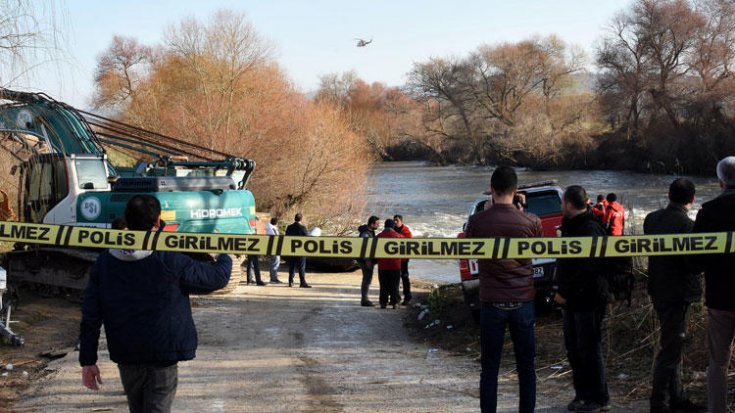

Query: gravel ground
left=8, top=269, right=648, bottom=412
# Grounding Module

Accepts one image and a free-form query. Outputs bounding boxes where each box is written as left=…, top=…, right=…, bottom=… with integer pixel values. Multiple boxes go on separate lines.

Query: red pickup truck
left=457, top=181, right=563, bottom=317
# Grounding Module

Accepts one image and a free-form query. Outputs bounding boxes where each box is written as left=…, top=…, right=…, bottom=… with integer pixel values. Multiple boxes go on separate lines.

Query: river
left=365, top=161, right=722, bottom=285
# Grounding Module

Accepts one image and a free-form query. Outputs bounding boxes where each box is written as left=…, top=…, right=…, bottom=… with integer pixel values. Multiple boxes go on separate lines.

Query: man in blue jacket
left=79, top=195, right=232, bottom=412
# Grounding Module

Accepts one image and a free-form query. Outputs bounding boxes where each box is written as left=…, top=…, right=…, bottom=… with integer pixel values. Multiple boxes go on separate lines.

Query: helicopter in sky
left=355, top=38, right=373, bottom=47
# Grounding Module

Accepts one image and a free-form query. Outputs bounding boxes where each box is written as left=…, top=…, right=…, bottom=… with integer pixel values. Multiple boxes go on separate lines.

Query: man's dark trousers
left=563, top=307, right=609, bottom=406
left=651, top=301, right=691, bottom=408
left=378, top=269, right=400, bottom=307
left=359, top=261, right=374, bottom=302
left=118, top=363, right=178, bottom=413
left=480, top=302, right=536, bottom=413
left=400, top=261, right=411, bottom=301
left=288, top=256, right=306, bottom=286
left=246, top=255, right=263, bottom=284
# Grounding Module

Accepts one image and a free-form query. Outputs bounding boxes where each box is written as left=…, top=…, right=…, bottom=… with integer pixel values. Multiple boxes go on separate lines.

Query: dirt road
left=10, top=270, right=645, bottom=412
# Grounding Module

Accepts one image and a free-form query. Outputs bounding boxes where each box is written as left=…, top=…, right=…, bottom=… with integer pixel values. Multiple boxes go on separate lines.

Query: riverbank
left=407, top=282, right=712, bottom=411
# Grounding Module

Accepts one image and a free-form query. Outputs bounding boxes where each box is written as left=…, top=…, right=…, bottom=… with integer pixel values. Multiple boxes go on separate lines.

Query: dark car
left=457, top=181, right=563, bottom=317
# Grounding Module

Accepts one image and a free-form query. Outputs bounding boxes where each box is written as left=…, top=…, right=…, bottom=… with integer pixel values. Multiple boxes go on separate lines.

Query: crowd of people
left=77, top=156, right=735, bottom=413
left=465, top=156, right=735, bottom=413
left=357, top=214, right=413, bottom=309
left=244, top=213, right=313, bottom=288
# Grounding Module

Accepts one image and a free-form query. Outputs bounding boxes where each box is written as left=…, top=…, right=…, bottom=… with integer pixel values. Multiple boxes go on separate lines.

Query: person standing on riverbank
left=645, top=178, right=704, bottom=413
left=376, top=219, right=403, bottom=309
left=357, top=215, right=380, bottom=307
left=286, top=213, right=311, bottom=288
left=393, top=214, right=413, bottom=305
left=603, top=193, right=625, bottom=235
left=554, top=185, right=610, bottom=413
left=693, top=156, right=735, bottom=413
left=592, top=195, right=607, bottom=220
left=465, top=166, right=542, bottom=413
left=79, top=195, right=232, bottom=412
left=246, top=252, right=266, bottom=286
left=265, top=217, right=283, bottom=284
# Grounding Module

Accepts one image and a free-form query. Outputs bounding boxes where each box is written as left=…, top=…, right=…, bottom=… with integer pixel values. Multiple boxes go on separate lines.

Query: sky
left=12, top=0, right=633, bottom=109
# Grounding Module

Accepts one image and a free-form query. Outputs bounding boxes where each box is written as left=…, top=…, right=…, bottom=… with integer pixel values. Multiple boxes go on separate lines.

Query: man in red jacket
left=393, top=214, right=413, bottom=305
left=603, top=193, right=625, bottom=235
left=376, top=219, right=403, bottom=309
left=591, top=194, right=607, bottom=221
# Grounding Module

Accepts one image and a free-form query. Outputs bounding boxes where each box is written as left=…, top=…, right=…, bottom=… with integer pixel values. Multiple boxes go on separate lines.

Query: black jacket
left=79, top=250, right=232, bottom=366
left=357, top=224, right=376, bottom=265
left=693, top=189, right=735, bottom=310
left=555, top=210, right=609, bottom=311
left=644, top=203, right=701, bottom=304
left=286, top=221, right=309, bottom=260
left=286, top=222, right=308, bottom=237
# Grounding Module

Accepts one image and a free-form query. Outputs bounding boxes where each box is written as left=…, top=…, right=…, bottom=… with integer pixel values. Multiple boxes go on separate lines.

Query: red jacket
left=377, top=229, right=403, bottom=270
left=395, top=224, right=412, bottom=238
left=592, top=200, right=607, bottom=220
left=394, top=224, right=412, bottom=263
left=604, top=201, right=625, bottom=236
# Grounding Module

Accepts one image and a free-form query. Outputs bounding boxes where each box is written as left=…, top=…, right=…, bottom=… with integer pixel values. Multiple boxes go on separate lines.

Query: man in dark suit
left=285, top=213, right=311, bottom=288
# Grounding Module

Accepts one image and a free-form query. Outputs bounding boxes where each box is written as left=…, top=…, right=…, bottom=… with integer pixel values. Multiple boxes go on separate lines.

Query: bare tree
left=407, top=57, right=481, bottom=162
left=91, top=10, right=370, bottom=225
left=164, top=10, right=273, bottom=144
left=0, top=0, right=65, bottom=86
left=93, top=35, right=152, bottom=108
left=596, top=10, right=651, bottom=140
left=315, top=71, right=357, bottom=106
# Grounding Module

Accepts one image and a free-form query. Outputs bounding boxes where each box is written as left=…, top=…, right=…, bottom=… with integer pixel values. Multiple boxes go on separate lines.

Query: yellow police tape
left=0, top=221, right=732, bottom=260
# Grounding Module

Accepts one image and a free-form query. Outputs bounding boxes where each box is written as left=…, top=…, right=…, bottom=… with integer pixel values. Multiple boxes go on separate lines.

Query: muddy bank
left=406, top=283, right=712, bottom=412
left=0, top=292, right=80, bottom=410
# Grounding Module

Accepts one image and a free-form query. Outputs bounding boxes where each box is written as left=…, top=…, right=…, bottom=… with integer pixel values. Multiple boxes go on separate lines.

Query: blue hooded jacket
left=79, top=250, right=232, bottom=366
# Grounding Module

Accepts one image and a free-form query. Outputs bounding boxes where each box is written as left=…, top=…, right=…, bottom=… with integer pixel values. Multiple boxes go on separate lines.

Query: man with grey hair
left=693, top=156, right=735, bottom=413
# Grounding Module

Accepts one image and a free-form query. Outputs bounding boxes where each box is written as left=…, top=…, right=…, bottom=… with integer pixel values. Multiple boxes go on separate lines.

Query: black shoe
left=380, top=305, right=387, bottom=309
left=361, top=300, right=374, bottom=307
left=401, top=300, right=410, bottom=306
left=568, top=398, right=583, bottom=411
left=392, top=304, right=397, bottom=309
left=576, top=401, right=602, bottom=413
left=288, top=281, right=293, bottom=287
left=300, top=284, right=312, bottom=288
left=670, top=399, right=705, bottom=412
left=270, top=280, right=283, bottom=284
left=256, top=281, right=267, bottom=286
left=651, top=405, right=670, bottom=413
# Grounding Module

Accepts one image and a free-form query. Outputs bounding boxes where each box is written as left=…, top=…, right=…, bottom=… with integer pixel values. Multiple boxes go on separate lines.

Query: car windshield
left=525, top=192, right=561, bottom=216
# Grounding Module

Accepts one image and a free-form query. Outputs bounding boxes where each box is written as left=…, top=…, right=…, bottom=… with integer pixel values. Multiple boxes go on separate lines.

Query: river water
left=364, top=161, right=722, bottom=285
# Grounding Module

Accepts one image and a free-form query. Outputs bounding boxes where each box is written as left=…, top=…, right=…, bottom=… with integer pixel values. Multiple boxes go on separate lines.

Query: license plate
left=533, top=266, right=544, bottom=278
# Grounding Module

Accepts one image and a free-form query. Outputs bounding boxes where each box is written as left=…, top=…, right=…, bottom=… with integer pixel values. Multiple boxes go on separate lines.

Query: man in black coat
left=645, top=178, right=704, bottom=413
left=693, top=156, right=735, bottom=413
left=79, top=195, right=232, bottom=412
left=286, top=213, right=311, bottom=288
left=554, top=185, right=609, bottom=413
left=357, top=215, right=380, bottom=306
